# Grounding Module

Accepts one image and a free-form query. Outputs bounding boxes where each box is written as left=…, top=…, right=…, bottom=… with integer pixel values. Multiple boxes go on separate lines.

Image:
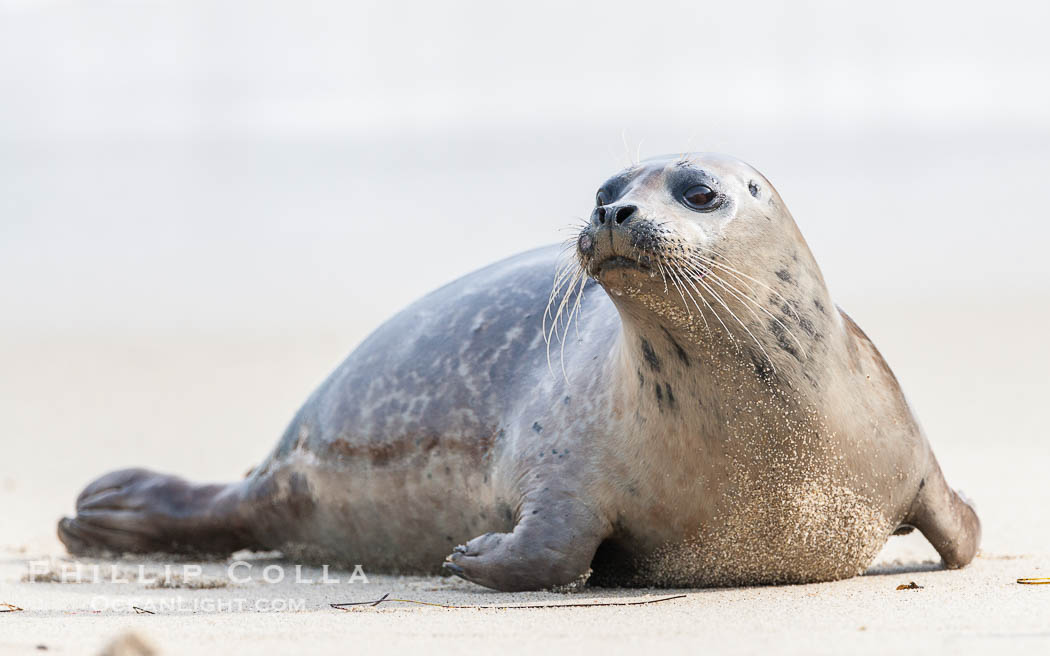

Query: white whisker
left=559, top=272, right=588, bottom=382
left=544, top=264, right=584, bottom=368
left=693, top=250, right=802, bottom=322
left=661, top=260, right=694, bottom=319
left=671, top=260, right=735, bottom=344
left=694, top=275, right=774, bottom=364
left=684, top=262, right=808, bottom=359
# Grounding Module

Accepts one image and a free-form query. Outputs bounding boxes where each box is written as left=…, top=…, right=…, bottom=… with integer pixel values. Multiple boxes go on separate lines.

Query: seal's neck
left=606, top=269, right=842, bottom=413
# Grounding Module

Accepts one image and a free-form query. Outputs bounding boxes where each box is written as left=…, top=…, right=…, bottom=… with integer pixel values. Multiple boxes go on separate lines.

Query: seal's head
left=575, top=152, right=809, bottom=332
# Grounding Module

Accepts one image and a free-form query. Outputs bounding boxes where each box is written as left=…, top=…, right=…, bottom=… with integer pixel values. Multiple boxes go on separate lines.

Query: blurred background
left=1, top=1, right=1047, bottom=558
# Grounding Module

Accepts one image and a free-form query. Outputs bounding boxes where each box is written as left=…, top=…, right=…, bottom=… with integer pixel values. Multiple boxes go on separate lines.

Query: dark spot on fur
left=920, top=478, right=926, bottom=489
left=563, top=395, right=571, bottom=405
left=813, top=298, right=826, bottom=314
left=640, top=338, right=661, bottom=372
left=329, top=429, right=491, bottom=467
left=748, top=180, right=759, bottom=197
left=664, top=383, right=675, bottom=407
left=776, top=269, right=793, bottom=283
left=662, top=327, right=690, bottom=366
left=654, top=382, right=663, bottom=403
left=637, top=369, right=645, bottom=386
left=532, top=422, right=543, bottom=433
left=769, top=319, right=803, bottom=362
left=750, top=350, right=776, bottom=382
left=798, top=315, right=821, bottom=340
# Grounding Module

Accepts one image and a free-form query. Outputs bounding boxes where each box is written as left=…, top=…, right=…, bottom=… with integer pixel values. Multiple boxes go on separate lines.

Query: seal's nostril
left=614, top=205, right=636, bottom=225
left=596, top=207, right=606, bottom=224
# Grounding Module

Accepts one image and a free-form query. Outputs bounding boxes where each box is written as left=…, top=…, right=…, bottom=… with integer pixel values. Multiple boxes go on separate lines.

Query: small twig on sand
left=1, top=603, right=24, bottom=612
left=1017, top=578, right=1050, bottom=585
left=132, top=606, right=155, bottom=615
left=895, top=582, right=923, bottom=590
left=331, top=593, right=686, bottom=611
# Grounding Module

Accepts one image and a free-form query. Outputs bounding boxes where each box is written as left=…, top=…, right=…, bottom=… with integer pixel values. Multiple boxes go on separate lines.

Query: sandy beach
left=2, top=296, right=1048, bottom=654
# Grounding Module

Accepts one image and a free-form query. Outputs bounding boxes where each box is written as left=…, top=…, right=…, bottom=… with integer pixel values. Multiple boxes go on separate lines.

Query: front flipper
left=906, top=458, right=981, bottom=569
left=443, top=496, right=610, bottom=591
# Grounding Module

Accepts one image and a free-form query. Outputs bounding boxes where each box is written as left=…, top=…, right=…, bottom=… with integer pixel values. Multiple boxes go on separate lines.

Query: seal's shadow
left=863, top=560, right=944, bottom=577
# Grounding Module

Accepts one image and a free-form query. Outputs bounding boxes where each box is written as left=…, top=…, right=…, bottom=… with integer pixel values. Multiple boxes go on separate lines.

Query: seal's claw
left=439, top=522, right=601, bottom=592
left=56, top=516, right=113, bottom=557
left=441, top=536, right=501, bottom=587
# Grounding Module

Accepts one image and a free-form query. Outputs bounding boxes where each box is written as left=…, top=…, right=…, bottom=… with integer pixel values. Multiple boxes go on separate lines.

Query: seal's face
left=575, top=153, right=780, bottom=320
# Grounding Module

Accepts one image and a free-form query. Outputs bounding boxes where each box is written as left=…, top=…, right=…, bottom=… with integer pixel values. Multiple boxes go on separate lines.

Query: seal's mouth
left=589, top=253, right=654, bottom=277
left=577, top=229, right=659, bottom=279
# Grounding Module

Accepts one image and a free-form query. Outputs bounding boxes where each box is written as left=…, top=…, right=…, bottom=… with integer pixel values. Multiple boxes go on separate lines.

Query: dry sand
left=1, top=297, right=1048, bottom=654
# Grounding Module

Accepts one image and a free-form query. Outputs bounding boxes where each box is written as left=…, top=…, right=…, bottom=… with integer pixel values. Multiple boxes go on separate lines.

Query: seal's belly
left=251, top=449, right=514, bottom=572
left=628, top=477, right=895, bottom=587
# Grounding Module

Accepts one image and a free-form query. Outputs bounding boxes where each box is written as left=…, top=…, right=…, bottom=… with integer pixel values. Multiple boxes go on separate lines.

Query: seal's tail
left=58, top=468, right=259, bottom=557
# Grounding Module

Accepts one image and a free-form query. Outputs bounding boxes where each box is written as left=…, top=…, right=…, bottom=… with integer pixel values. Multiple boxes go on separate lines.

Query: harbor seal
left=58, top=152, right=980, bottom=591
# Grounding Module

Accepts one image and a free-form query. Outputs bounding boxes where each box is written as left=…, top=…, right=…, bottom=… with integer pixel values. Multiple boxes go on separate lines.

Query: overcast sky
left=2, top=0, right=1048, bottom=334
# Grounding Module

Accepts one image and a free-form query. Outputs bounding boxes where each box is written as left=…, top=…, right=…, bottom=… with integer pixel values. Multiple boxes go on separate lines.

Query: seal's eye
left=682, top=184, right=720, bottom=210
left=596, top=191, right=607, bottom=207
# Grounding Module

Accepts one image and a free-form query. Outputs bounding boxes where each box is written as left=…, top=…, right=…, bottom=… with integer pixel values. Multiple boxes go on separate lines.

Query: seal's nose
left=592, top=204, right=638, bottom=228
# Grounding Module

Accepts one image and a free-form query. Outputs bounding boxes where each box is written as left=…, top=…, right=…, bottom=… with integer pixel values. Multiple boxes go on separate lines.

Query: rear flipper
left=58, top=468, right=258, bottom=557
left=905, top=458, right=981, bottom=568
